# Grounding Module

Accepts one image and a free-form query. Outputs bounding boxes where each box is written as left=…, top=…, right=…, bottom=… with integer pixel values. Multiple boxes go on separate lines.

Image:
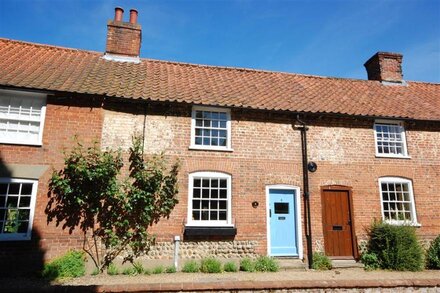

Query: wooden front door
left=321, top=186, right=356, bottom=258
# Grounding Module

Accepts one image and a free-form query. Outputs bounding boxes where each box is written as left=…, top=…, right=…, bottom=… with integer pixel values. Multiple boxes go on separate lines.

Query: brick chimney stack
left=105, top=7, right=141, bottom=58
left=364, top=52, right=403, bottom=83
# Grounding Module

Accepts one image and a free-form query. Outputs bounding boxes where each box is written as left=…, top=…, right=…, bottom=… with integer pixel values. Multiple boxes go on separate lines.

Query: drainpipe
left=173, top=235, right=180, bottom=270
left=296, top=115, right=313, bottom=269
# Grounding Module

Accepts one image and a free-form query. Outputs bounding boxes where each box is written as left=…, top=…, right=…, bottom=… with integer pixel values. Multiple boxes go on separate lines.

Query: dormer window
left=374, top=120, right=409, bottom=158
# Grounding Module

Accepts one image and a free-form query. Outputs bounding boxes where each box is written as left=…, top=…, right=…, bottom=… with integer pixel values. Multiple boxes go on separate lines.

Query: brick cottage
left=0, top=7, right=439, bottom=274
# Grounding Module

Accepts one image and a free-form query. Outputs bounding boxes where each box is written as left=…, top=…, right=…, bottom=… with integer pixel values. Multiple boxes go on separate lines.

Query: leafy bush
left=133, top=261, right=144, bottom=274
left=254, top=256, right=279, bottom=272
left=200, top=258, right=222, bottom=273
left=165, top=266, right=177, bottom=273
left=122, top=267, right=136, bottom=275
left=91, top=268, right=100, bottom=276
left=239, top=258, right=255, bottom=272
left=152, top=265, right=165, bottom=274
left=223, top=261, right=238, bottom=272
left=360, top=252, right=380, bottom=271
left=42, top=250, right=85, bottom=280
left=426, top=235, right=440, bottom=269
left=312, top=252, right=332, bottom=270
left=107, top=263, right=119, bottom=275
left=367, top=221, right=424, bottom=271
left=182, top=260, right=200, bottom=273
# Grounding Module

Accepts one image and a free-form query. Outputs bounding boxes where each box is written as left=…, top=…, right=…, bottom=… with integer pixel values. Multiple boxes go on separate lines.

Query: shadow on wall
left=0, top=155, right=97, bottom=292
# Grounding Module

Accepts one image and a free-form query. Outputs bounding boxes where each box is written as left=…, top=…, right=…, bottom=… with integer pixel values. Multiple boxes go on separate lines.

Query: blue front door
left=269, top=189, right=298, bottom=256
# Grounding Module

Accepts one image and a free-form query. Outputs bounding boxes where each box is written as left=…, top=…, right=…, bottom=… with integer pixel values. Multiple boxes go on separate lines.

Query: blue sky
left=1, top=0, right=439, bottom=82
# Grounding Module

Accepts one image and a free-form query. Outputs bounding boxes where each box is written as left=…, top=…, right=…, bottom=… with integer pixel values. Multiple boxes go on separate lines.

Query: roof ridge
left=141, top=57, right=379, bottom=83
left=0, top=37, right=102, bottom=56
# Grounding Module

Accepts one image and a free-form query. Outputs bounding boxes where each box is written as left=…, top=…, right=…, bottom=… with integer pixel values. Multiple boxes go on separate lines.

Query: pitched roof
left=1, top=38, right=439, bottom=121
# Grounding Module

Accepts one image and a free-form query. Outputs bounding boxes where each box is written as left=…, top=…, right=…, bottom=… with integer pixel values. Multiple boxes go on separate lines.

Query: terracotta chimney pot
left=129, top=9, right=138, bottom=24
left=114, top=7, right=124, bottom=22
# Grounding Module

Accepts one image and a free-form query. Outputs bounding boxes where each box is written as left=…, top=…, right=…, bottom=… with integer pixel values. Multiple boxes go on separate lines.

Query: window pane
left=0, top=209, right=5, bottom=220
left=21, top=183, right=33, bottom=195
left=193, top=189, right=200, bottom=198
left=8, top=184, right=20, bottom=195
left=219, top=200, right=227, bottom=209
left=201, top=211, right=209, bottom=220
left=220, top=179, right=227, bottom=188
left=219, top=138, right=227, bottom=146
left=202, top=189, right=209, bottom=198
left=211, top=189, right=218, bottom=198
left=203, top=138, right=210, bottom=145
left=210, top=201, right=218, bottom=209
left=0, top=196, right=5, bottom=207
left=211, top=179, right=218, bottom=188
left=219, top=211, right=227, bottom=220
left=194, top=179, right=201, bottom=187
left=7, top=196, right=18, bottom=208
left=210, top=211, right=218, bottom=220
left=202, top=179, right=210, bottom=187
left=17, top=221, right=29, bottom=233
left=192, top=200, right=200, bottom=210
left=0, top=184, right=7, bottom=195
left=196, top=119, right=203, bottom=127
left=219, top=189, right=227, bottom=198
left=193, top=211, right=200, bottom=220
left=195, top=137, right=202, bottom=145
left=211, top=138, right=218, bottom=146
left=19, top=196, right=31, bottom=208
left=18, top=209, right=30, bottom=221
left=202, top=200, right=209, bottom=209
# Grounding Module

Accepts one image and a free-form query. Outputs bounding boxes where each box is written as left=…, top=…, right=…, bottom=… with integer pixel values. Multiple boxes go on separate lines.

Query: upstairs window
left=190, top=106, right=232, bottom=151
left=0, top=89, right=46, bottom=146
left=374, top=120, right=408, bottom=157
left=187, top=172, right=232, bottom=227
left=379, top=177, right=418, bottom=225
left=0, top=178, right=38, bottom=241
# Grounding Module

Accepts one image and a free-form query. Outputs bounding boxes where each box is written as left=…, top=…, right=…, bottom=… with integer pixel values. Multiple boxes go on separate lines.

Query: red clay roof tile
left=0, top=38, right=439, bottom=121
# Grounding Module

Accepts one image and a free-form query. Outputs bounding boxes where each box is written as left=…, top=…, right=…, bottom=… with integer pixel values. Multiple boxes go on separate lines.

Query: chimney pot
left=129, top=9, right=138, bottom=24
left=364, top=52, right=403, bottom=83
left=114, top=7, right=124, bottom=22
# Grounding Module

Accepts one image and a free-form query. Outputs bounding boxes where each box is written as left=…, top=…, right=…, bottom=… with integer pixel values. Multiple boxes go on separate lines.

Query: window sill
left=0, top=234, right=31, bottom=241
left=0, top=140, right=42, bottom=147
left=375, top=154, right=411, bottom=159
left=184, top=226, right=237, bottom=236
left=384, top=220, right=421, bottom=227
left=188, top=145, right=233, bottom=152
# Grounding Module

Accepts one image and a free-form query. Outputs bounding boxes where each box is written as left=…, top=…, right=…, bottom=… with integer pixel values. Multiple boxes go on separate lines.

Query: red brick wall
left=0, top=94, right=103, bottom=274
left=102, top=101, right=440, bottom=258
left=2, top=95, right=438, bottom=272
left=105, top=21, right=141, bottom=57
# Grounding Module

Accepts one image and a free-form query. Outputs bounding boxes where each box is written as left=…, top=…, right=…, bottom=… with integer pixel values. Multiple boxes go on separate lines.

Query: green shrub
left=122, top=267, right=136, bottom=275
left=165, top=266, right=177, bottom=273
left=200, top=258, right=222, bottom=273
left=367, top=221, right=424, bottom=271
left=426, top=235, right=440, bottom=269
left=91, top=268, right=100, bottom=276
left=223, top=261, right=238, bottom=272
left=182, top=260, right=200, bottom=273
left=360, top=252, right=380, bottom=271
left=42, top=250, right=86, bottom=280
left=239, top=258, right=255, bottom=272
left=254, top=256, right=279, bottom=272
left=312, top=252, right=332, bottom=270
left=133, top=261, right=144, bottom=274
left=152, top=265, right=165, bottom=274
left=107, top=263, right=119, bottom=275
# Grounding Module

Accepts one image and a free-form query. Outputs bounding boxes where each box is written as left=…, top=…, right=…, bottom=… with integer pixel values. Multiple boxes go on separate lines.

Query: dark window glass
left=274, top=202, right=289, bottom=214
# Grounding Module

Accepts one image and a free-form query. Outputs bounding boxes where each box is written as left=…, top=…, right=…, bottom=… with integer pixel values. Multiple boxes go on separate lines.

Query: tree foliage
left=46, top=136, right=179, bottom=271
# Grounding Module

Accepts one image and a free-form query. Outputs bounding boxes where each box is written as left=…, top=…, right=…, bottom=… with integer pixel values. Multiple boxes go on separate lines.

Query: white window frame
left=186, top=171, right=233, bottom=227
left=189, top=106, right=233, bottom=152
left=373, top=120, right=409, bottom=158
left=378, top=177, right=419, bottom=226
left=0, top=89, right=47, bottom=146
left=0, top=178, right=38, bottom=241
